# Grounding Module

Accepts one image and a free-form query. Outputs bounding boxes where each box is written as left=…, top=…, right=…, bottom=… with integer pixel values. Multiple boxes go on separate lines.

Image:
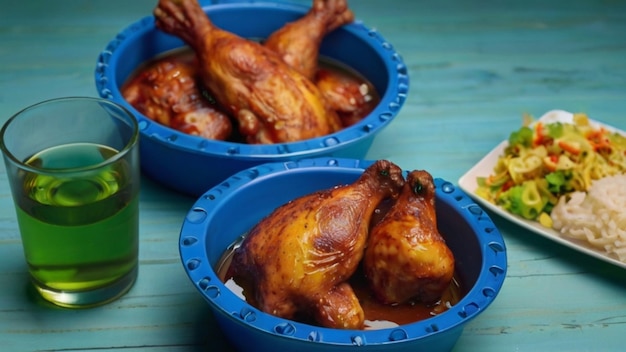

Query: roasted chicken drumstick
left=264, top=0, right=354, bottom=80
left=264, top=0, right=375, bottom=127
left=228, top=160, right=405, bottom=329
left=122, top=56, right=232, bottom=140
left=364, top=170, right=455, bottom=305
left=154, top=0, right=342, bottom=144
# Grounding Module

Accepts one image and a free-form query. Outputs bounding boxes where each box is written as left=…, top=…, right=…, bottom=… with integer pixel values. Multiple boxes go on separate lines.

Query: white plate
left=458, top=109, right=626, bottom=269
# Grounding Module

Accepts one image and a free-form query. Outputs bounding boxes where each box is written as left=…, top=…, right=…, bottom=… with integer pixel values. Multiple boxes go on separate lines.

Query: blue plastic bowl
left=179, top=158, right=507, bottom=351
left=95, top=1, right=409, bottom=196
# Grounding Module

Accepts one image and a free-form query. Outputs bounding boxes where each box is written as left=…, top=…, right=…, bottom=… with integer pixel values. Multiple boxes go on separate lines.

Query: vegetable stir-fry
left=476, top=113, right=626, bottom=225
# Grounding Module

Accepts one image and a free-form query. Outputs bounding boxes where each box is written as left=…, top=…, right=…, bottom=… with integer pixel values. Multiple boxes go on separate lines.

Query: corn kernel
left=538, top=212, right=553, bottom=228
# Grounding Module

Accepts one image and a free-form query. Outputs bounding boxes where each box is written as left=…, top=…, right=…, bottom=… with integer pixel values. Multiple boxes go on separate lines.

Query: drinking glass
left=0, top=97, right=140, bottom=308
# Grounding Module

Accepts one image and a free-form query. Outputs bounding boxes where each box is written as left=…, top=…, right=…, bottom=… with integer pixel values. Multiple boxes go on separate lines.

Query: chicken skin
left=315, top=67, right=378, bottom=127
left=154, top=0, right=342, bottom=144
left=264, top=0, right=354, bottom=80
left=264, top=0, right=375, bottom=127
left=364, top=170, right=455, bottom=305
left=229, top=160, right=405, bottom=329
left=122, top=56, right=232, bottom=140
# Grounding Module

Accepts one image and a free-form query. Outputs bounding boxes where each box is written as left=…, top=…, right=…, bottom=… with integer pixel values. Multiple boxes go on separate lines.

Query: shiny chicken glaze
left=228, top=160, right=405, bottom=329
left=153, top=0, right=342, bottom=144
left=124, top=0, right=374, bottom=143
left=364, top=170, right=455, bottom=305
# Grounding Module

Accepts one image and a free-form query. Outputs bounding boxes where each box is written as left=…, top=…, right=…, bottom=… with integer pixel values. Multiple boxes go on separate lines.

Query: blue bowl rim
left=178, top=157, right=508, bottom=346
left=95, top=1, right=409, bottom=160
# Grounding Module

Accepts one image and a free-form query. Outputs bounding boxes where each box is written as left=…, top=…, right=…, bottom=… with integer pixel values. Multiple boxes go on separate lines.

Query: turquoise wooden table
left=1, top=0, right=625, bottom=351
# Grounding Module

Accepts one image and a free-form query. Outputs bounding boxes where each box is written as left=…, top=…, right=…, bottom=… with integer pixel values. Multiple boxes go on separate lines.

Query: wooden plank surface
left=1, top=0, right=625, bottom=351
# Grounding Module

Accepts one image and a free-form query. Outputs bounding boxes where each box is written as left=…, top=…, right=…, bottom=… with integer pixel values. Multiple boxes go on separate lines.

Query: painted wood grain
left=1, top=0, right=625, bottom=351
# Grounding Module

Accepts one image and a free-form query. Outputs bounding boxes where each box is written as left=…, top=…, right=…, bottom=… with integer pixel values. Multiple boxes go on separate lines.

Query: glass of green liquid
left=0, top=97, right=140, bottom=308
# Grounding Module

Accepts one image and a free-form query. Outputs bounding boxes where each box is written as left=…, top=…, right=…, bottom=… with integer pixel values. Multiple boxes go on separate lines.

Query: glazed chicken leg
left=229, top=160, right=405, bottom=329
left=122, top=56, right=232, bottom=140
left=154, top=0, right=342, bottom=144
left=364, top=170, right=455, bottom=305
left=264, top=0, right=374, bottom=127
left=264, top=0, right=354, bottom=80
left=315, top=67, right=378, bottom=127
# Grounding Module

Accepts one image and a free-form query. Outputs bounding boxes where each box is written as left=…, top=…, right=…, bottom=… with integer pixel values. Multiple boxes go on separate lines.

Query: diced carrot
left=501, top=179, right=515, bottom=192
left=543, top=155, right=558, bottom=172
left=533, top=122, right=544, bottom=146
left=558, top=140, right=581, bottom=155
left=586, top=128, right=612, bottom=152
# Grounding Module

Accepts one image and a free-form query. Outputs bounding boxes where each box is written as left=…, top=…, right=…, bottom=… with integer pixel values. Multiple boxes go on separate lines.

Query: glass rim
left=0, top=96, right=139, bottom=174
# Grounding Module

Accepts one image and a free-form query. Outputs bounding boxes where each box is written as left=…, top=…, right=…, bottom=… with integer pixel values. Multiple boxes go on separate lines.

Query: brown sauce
left=121, top=47, right=380, bottom=142
left=216, top=238, right=462, bottom=330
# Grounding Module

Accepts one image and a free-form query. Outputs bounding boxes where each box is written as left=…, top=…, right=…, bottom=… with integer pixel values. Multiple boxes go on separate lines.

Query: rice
left=551, top=173, right=626, bottom=262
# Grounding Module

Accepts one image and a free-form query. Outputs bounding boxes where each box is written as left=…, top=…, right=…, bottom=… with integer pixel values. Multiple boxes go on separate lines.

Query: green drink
left=1, top=97, right=140, bottom=308
left=16, top=143, right=138, bottom=294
